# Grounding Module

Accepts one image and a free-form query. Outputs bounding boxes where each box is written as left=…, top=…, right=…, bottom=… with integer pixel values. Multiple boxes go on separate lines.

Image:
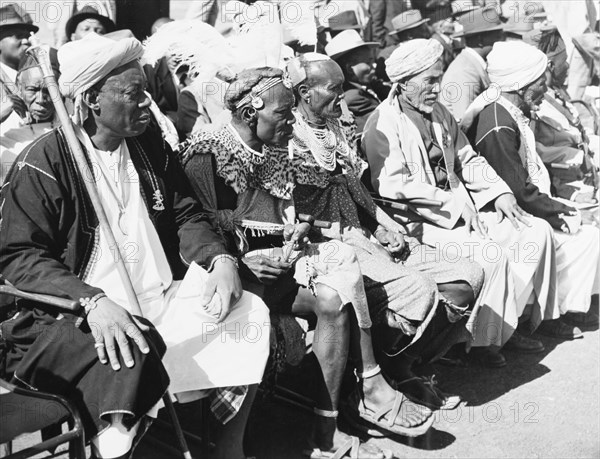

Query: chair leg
left=201, top=398, right=211, bottom=458
left=67, top=418, right=86, bottom=459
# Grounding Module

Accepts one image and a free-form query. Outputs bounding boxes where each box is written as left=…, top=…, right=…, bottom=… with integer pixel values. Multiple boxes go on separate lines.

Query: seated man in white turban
left=466, top=40, right=600, bottom=330
left=362, top=38, right=571, bottom=369
left=0, top=33, right=270, bottom=459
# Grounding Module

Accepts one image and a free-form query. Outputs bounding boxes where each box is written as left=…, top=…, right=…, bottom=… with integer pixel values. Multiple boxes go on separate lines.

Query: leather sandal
left=341, top=389, right=434, bottom=438
left=395, top=375, right=462, bottom=411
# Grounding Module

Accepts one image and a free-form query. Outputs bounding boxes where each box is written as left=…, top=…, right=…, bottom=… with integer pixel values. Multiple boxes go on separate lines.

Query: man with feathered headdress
left=363, top=38, right=567, bottom=368
left=467, top=40, right=600, bottom=330
left=0, top=32, right=270, bottom=458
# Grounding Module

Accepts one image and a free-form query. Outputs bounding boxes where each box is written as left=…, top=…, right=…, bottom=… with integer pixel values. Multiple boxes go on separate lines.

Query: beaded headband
left=235, top=75, right=293, bottom=110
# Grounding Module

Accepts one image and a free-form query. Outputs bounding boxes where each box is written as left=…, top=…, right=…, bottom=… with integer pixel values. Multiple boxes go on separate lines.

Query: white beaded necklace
left=292, top=113, right=349, bottom=171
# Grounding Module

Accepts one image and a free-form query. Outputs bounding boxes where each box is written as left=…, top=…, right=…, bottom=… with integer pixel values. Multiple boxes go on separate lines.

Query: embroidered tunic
left=181, top=124, right=374, bottom=328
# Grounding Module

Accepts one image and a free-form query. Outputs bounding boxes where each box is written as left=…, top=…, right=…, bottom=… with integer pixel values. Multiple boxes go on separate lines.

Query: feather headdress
left=143, top=20, right=236, bottom=83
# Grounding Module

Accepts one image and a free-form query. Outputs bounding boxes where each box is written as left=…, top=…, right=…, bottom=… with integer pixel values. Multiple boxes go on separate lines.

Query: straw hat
left=325, top=29, right=378, bottom=59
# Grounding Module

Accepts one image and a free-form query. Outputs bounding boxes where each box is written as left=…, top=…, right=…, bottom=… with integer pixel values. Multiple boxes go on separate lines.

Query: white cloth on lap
left=81, top=128, right=270, bottom=394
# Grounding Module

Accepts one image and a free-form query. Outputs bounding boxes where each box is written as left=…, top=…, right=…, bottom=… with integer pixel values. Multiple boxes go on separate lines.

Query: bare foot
left=361, top=373, right=432, bottom=427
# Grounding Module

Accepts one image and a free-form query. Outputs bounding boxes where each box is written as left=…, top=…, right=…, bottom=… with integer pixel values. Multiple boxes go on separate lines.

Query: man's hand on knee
left=86, top=298, right=150, bottom=371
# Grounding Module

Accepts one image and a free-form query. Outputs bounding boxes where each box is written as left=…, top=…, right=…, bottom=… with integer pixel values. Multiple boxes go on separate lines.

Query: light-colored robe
left=362, top=98, right=559, bottom=346
left=441, top=47, right=490, bottom=122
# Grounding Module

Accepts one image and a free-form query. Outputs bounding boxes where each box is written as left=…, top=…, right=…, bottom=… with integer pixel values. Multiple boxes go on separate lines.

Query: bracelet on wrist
left=80, top=293, right=107, bottom=316
left=209, top=254, right=239, bottom=271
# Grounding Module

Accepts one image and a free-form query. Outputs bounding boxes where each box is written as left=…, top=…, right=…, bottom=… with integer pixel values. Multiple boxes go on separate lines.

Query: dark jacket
left=0, top=124, right=228, bottom=305
left=344, top=82, right=381, bottom=135
left=470, top=102, right=575, bottom=230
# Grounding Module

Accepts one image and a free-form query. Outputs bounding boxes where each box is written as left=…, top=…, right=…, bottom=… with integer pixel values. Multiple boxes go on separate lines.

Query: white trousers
left=417, top=212, right=559, bottom=347
left=555, top=224, right=600, bottom=314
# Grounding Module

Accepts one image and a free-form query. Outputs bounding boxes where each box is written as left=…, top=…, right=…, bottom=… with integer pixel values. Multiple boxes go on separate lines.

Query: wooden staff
left=26, top=41, right=193, bottom=459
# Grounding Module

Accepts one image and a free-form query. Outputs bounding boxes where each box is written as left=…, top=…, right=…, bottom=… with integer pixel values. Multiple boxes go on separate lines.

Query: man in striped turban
left=362, top=38, right=567, bottom=368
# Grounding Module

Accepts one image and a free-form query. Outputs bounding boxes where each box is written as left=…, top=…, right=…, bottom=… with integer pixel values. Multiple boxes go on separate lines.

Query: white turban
left=385, top=39, right=444, bottom=83
left=58, top=32, right=144, bottom=100
left=461, top=41, right=548, bottom=130
left=486, top=41, right=548, bottom=92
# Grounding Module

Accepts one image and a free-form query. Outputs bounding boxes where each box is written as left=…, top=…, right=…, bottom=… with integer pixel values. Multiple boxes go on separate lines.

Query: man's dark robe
left=469, top=102, right=576, bottom=230
left=0, top=124, right=228, bottom=438
left=343, top=81, right=381, bottom=135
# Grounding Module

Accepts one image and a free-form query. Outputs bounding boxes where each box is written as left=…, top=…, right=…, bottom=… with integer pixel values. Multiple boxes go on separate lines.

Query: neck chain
left=292, top=113, right=349, bottom=171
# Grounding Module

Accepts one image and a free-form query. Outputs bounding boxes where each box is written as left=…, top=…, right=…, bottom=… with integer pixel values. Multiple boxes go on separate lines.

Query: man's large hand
left=86, top=297, right=150, bottom=371
left=494, top=193, right=531, bottom=230
left=461, top=204, right=488, bottom=239
left=201, top=257, right=243, bottom=323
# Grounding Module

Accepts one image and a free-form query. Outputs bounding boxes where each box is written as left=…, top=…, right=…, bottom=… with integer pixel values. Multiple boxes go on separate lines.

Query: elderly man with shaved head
left=362, top=38, right=571, bottom=369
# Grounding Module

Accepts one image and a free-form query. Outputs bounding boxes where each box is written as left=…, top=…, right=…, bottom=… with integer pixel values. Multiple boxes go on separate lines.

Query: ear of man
left=83, top=88, right=100, bottom=110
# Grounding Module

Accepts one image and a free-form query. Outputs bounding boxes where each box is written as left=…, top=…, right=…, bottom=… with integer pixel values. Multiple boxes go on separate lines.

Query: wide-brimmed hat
left=327, top=10, right=361, bottom=32
left=453, top=6, right=503, bottom=37
left=503, top=2, right=546, bottom=37
left=325, top=29, right=378, bottom=59
left=0, top=4, right=38, bottom=38
left=451, top=1, right=480, bottom=19
left=65, top=6, right=116, bottom=39
left=389, top=10, right=430, bottom=36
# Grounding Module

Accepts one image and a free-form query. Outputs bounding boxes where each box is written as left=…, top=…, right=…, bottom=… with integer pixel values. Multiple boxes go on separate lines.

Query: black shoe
left=503, top=331, right=545, bottom=354
left=562, top=311, right=599, bottom=330
left=536, top=318, right=583, bottom=340
left=467, top=347, right=507, bottom=368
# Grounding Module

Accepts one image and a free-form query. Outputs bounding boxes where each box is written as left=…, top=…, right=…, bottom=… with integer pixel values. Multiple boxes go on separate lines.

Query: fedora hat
left=389, top=10, right=430, bottom=36
left=0, top=4, right=38, bottom=38
left=325, top=29, right=378, bottom=59
left=65, top=6, right=116, bottom=40
left=451, top=1, right=479, bottom=19
left=453, top=6, right=503, bottom=37
left=327, top=10, right=361, bottom=32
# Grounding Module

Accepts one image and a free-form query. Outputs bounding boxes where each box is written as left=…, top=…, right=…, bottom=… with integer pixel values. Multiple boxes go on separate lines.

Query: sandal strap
left=373, top=392, right=405, bottom=427
left=349, top=436, right=360, bottom=459
left=314, top=408, right=339, bottom=418
left=357, top=365, right=381, bottom=379
left=331, top=437, right=354, bottom=459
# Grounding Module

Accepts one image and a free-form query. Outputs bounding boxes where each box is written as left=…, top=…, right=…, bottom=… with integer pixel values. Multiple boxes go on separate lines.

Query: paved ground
left=243, top=326, right=600, bottom=459
left=11, top=324, right=597, bottom=458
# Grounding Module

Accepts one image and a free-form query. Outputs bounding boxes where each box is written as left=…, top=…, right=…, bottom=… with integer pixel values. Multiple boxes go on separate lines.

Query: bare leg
left=348, top=312, right=431, bottom=426
left=293, top=287, right=383, bottom=458
left=292, top=285, right=349, bottom=412
left=212, top=384, right=258, bottom=459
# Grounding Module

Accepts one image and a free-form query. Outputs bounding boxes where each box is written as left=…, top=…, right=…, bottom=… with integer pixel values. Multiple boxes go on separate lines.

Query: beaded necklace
left=291, top=112, right=350, bottom=171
